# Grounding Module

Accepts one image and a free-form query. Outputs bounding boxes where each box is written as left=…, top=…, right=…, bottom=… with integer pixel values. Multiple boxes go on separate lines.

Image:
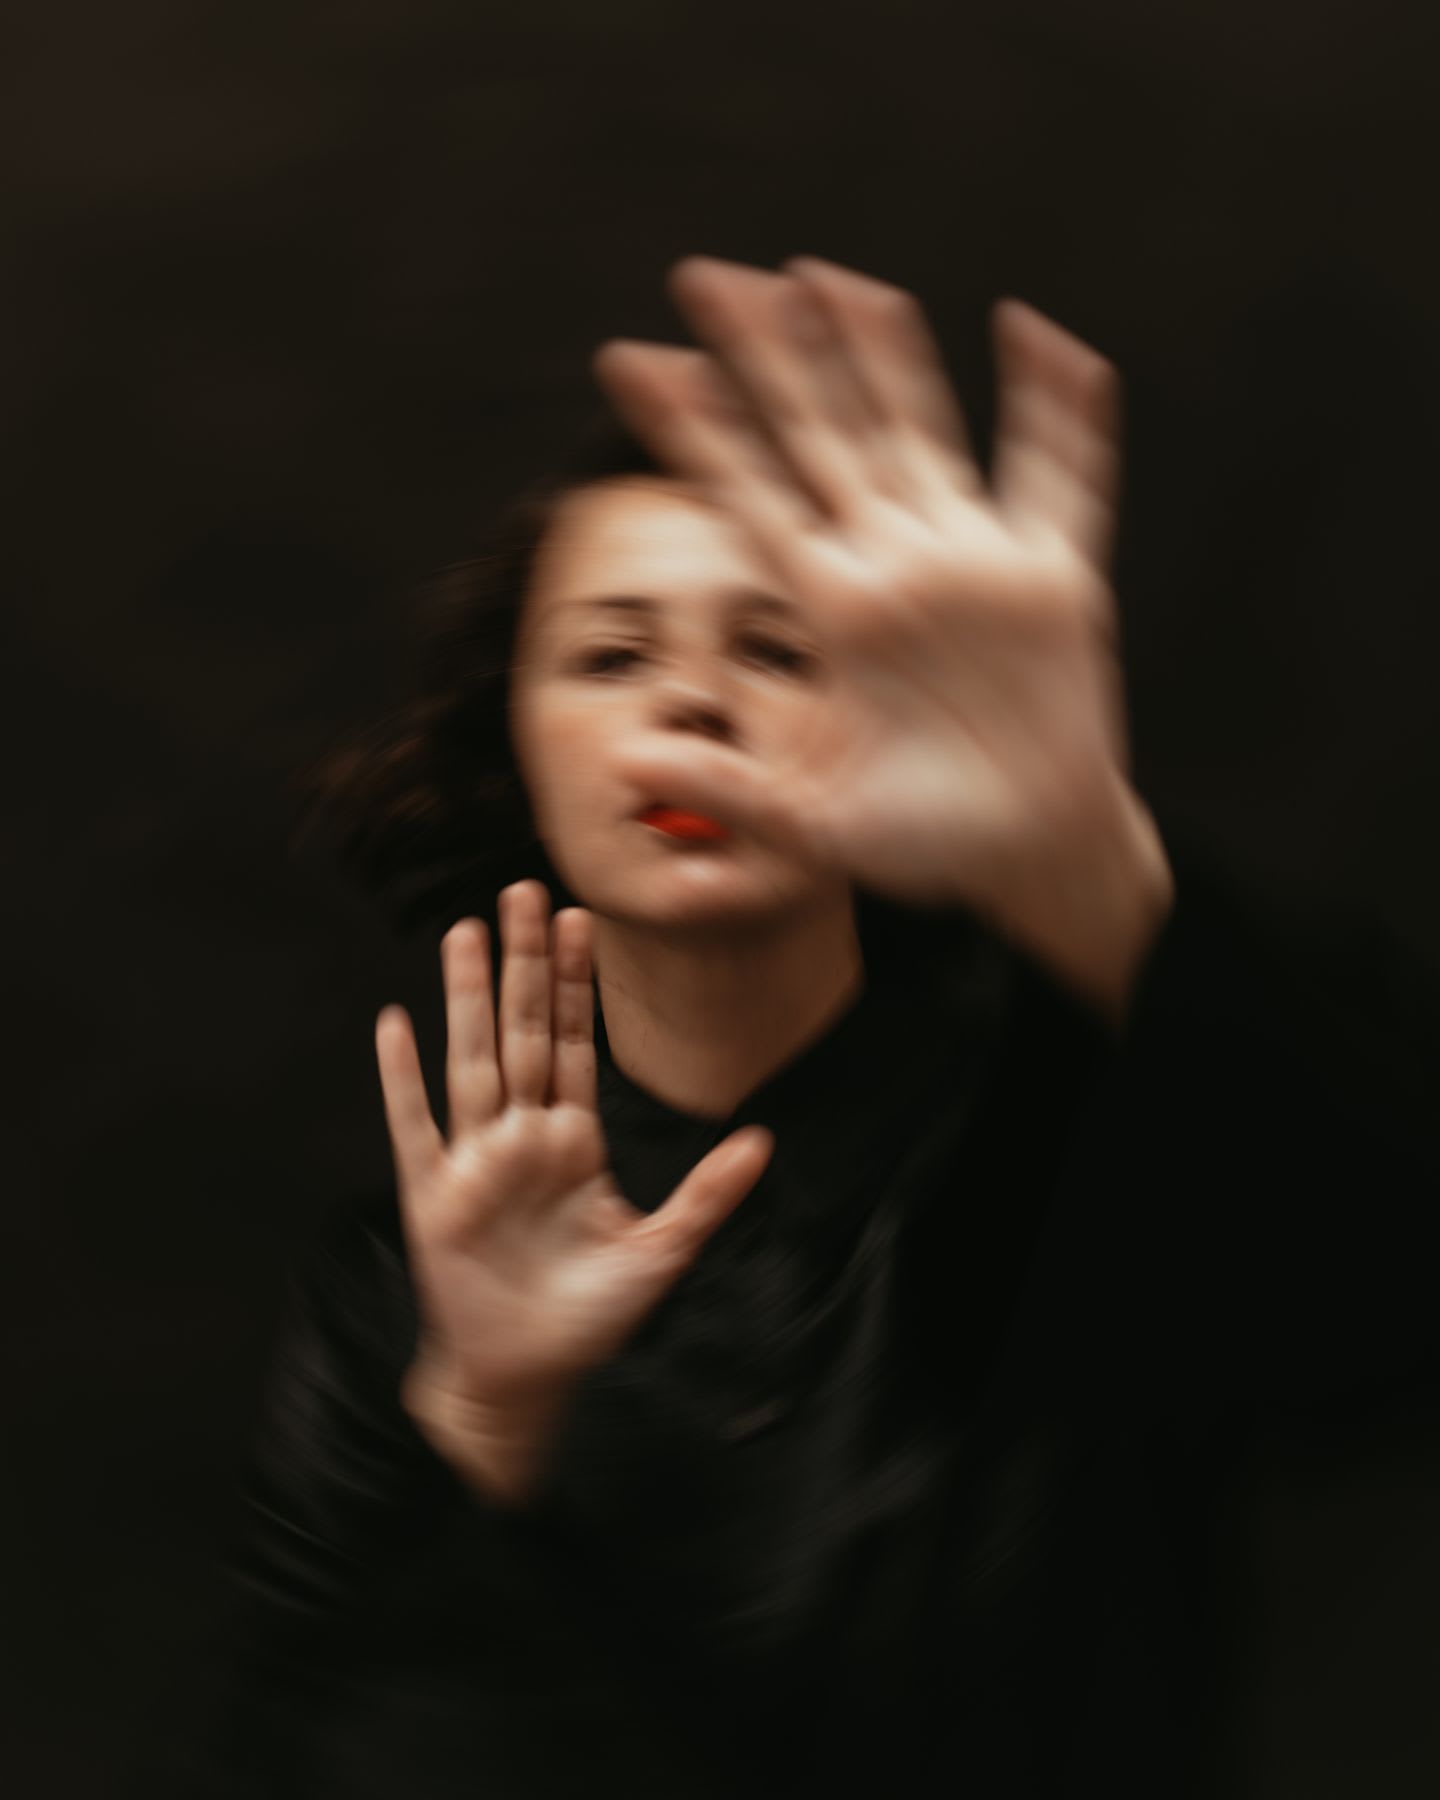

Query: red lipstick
left=638, top=804, right=732, bottom=841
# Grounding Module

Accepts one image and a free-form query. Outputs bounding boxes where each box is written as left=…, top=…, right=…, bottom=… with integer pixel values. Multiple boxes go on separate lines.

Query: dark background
left=7, top=2, right=1439, bottom=1795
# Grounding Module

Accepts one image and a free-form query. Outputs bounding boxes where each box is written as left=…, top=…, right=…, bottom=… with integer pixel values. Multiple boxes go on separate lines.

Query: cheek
left=517, top=700, right=613, bottom=827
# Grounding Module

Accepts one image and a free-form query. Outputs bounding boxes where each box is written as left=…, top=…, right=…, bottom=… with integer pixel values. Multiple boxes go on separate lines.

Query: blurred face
left=509, top=476, right=854, bottom=936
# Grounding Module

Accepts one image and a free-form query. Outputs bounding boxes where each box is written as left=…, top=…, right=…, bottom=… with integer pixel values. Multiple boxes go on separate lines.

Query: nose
left=652, top=673, right=738, bottom=745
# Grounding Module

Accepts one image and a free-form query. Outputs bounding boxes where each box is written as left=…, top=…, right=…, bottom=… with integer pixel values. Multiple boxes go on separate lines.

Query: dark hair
left=286, top=410, right=951, bottom=975
left=283, top=413, right=1107, bottom=1764
left=287, top=413, right=665, bottom=942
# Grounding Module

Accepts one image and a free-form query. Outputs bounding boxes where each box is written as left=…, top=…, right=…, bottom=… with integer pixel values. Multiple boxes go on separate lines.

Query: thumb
left=644, top=1125, right=776, bottom=1265
left=617, top=732, right=821, bottom=860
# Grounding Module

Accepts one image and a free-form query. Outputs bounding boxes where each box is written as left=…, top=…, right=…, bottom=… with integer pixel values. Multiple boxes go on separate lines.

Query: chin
left=572, top=850, right=825, bottom=935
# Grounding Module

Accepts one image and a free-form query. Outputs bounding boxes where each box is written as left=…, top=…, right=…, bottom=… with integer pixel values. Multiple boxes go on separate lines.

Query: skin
left=591, top=255, right=1174, bottom=1023
left=508, top=473, right=868, bottom=1119
left=383, top=476, right=869, bottom=1500
left=380, top=252, right=1175, bottom=1503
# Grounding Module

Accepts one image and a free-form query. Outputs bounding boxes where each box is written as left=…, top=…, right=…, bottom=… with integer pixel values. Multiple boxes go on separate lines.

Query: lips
left=637, top=802, right=732, bottom=841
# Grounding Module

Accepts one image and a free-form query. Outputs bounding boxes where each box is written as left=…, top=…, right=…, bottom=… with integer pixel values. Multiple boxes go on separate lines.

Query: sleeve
left=126, top=1185, right=572, bottom=1799
left=987, top=843, right=1440, bottom=1797
left=1095, top=843, right=1440, bottom=1419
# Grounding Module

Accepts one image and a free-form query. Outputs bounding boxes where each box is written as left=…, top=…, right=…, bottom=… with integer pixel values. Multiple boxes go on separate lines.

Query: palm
left=375, top=885, right=773, bottom=1415
left=592, top=255, right=1137, bottom=918
left=408, top=1110, right=663, bottom=1393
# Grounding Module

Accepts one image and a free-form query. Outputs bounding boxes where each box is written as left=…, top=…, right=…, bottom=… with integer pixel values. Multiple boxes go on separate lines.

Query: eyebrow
left=560, top=589, right=801, bottom=624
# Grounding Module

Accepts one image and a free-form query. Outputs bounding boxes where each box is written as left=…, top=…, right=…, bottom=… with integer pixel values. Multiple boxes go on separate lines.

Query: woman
left=143, top=257, right=1437, bottom=1798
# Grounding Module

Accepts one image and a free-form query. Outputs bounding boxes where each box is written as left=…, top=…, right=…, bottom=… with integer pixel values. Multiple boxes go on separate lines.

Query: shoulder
left=304, top=1180, right=408, bottom=1275
left=1122, top=831, right=1440, bottom=1140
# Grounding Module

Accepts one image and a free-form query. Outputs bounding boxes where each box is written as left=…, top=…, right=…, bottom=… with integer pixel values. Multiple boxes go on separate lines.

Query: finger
left=592, top=339, right=817, bottom=576
left=496, top=881, right=553, bottom=1108
left=666, top=256, right=879, bottom=520
left=613, top=726, right=835, bottom=870
left=441, top=917, right=502, bottom=1141
left=989, top=298, right=1122, bottom=571
left=592, top=340, right=807, bottom=520
left=639, top=1125, right=775, bottom=1267
left=549, top=908, right=597, bottom=1112
left=783, top=255, right=983, bottom=513
left=375, top=1005, right=445, bottom=1199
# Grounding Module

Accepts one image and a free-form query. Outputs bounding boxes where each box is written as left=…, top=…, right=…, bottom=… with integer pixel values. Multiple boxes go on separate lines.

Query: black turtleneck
left=131, top=850, right=1440, bottom=1800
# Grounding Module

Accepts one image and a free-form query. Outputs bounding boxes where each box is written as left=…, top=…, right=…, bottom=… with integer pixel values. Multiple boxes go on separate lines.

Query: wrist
left=983, top=780, right=1175, bottom=1029
left=401, top=1355, right=569, bottom=1510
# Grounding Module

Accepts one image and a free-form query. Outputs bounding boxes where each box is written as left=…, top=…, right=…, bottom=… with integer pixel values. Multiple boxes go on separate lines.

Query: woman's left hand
left=592, top=255, right=1173, bottom=1020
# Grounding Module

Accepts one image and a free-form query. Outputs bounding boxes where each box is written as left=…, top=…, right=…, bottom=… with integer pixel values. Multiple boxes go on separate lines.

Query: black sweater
left=137, top=852, right=1440, bottom=1799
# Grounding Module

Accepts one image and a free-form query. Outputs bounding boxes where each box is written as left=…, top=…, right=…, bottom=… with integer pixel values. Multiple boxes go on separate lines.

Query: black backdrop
left=8, top=3, right=1440, bottom=1795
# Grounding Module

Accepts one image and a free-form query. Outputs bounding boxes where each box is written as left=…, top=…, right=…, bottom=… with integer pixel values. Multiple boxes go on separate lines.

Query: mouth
left=635, top=801, right=733, bottom=842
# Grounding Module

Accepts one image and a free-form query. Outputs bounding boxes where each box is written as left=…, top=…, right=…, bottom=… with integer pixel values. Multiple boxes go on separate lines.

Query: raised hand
left=593, top=256, right=1172, bottom=1017
left=374, top=880, right=774, bottom=1503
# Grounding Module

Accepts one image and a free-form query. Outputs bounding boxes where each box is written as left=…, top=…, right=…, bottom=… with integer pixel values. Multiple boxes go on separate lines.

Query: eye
left=578, top=645, right=645, bottom=675
left=742, top=636, right=816, bottom=675
left=575, top=639, right=816, bottom=679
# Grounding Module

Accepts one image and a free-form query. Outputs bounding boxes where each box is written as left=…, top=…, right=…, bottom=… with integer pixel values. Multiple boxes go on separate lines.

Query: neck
left=591, top=896, right=866, bottom=1119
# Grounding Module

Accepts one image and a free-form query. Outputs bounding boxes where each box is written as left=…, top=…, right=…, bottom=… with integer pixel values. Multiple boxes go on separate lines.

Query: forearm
left=980, top=779, right=1176, bottom=1032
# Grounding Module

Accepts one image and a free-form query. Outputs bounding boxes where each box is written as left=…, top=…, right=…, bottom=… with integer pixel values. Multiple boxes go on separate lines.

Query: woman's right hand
left=375, top=879, right=775, bottom=1505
